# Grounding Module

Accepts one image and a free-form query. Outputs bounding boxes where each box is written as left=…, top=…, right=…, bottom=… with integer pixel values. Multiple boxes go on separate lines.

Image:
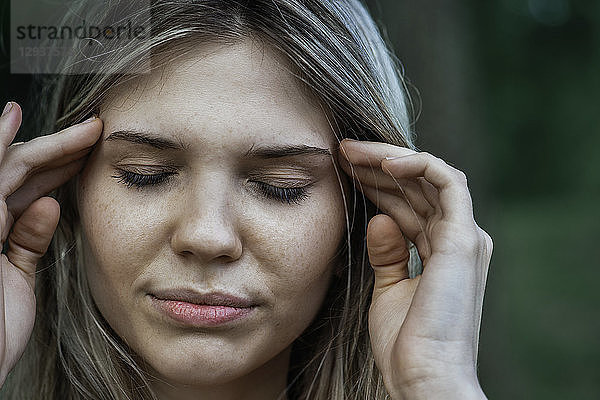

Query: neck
left=150, top=346, right=291, bottom=400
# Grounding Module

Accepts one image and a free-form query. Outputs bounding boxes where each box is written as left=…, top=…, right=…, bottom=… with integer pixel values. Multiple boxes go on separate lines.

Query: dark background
left=2, top=0, right=599, bottom=398
left=362, top=0, right=600, bottom=398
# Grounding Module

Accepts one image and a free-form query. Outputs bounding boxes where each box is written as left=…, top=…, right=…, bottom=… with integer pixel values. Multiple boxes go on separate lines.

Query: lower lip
left=150, top=296, right=255, bottom=326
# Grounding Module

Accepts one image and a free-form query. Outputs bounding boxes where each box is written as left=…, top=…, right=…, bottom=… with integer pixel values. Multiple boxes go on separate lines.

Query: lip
left=148, top=289, right=257, bottom=327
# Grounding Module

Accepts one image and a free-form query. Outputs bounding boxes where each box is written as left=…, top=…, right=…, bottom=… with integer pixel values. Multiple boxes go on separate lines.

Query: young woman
left=0, top=1, right=492, bottom=399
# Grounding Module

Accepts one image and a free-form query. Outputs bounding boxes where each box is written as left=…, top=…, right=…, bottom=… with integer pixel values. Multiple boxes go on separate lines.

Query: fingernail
left=81, top=115, right=97, bottom=124
left=2, top=102, right=13, bottom=117
left=384, top=156, right=404, bottom=161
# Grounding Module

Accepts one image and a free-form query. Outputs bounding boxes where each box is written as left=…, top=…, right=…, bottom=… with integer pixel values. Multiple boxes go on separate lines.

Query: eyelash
left=252, top=181, right=310, bottom=205
left=111, top=170, right=176, bottom=189
left=111, top=170, right=311, bottom=205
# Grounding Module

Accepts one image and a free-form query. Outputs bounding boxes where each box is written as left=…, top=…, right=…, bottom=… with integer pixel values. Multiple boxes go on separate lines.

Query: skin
left=76, top=39, right=347, bottom=400
left=0, top=103, right=102, bottom=386
left=338, top=143, right=492, bottom=399
left=0, top=38, right=492, bottom=400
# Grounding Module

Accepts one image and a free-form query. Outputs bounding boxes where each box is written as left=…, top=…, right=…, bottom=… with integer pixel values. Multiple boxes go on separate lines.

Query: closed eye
left=112, top=169, right=312, bottom=205
left=251, top=181, right=311, bottom=205
left=111, top=169, right=176, bottom=189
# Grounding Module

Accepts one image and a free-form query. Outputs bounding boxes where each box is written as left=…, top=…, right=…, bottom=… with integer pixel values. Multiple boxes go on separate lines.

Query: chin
left=137, top=338, right=274, bottom=386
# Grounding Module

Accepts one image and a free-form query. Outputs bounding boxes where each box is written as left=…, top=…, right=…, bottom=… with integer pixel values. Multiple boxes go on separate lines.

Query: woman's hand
left=337, top=138, right=492, bottom=399
left=0, top=102, right=102, bottom=387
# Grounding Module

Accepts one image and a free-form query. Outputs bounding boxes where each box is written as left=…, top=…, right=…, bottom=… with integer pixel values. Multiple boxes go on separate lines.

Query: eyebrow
left=105, top=130, right=188, bottom=150
left=104, top=129, right=332, bottom=158
left=243, top=143, right=331, bottom=159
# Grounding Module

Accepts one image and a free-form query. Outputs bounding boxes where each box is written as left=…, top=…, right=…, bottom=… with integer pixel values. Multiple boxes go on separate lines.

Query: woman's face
left=77, top=39, right=347, bottom=391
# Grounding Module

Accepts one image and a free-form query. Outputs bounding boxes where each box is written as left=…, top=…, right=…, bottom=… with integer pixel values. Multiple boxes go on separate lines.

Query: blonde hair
left=2, top=1, right=422, bottom=398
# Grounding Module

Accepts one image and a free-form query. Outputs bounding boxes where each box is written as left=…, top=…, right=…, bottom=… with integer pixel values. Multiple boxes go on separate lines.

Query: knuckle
left=442, top=226, right=481, bottom=257
left=465, top=230, right=483, bottom=255
left=452, top=225, right=487, bottom=257
left=454, top=169, right=468, bottom=184
left=485, top=234, right=494, bottom=256
left=477, top=227, right=494, bottom=258
left=419, top=152, right=468, bottom=183
left=484, top=232, right=493, bottom=250
left=419, top=151, right=437, bottom=162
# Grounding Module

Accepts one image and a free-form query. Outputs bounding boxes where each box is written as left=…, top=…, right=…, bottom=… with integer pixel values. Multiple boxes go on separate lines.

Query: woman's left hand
left=337, top=139, right=493, bottom=400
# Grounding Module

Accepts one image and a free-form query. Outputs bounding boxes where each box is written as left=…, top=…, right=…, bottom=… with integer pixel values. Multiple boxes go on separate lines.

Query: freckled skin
left=76, top=39, right=348, bottom=399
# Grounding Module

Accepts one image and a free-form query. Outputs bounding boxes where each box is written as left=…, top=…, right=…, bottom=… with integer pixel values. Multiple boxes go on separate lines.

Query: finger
left=338, top=156, right=435, bottom=216
left=0, top=117, right=102, bottom=199
left=5, top=197, right=60, bottom=290
left=381, top=153, right=474, bottom=224
left=24, top=146, right=91, bottom=172
left=337, top=140, right=442, bottom=208
left=367, top=214, right=410, bottom=295
left=338, top=154, right=412, bottom=190
left=0, top=102, right=23, bottom=163
left=359, top=184, right=432, bottom=262
left=5, top=156, right=87, bottom=221
left=338, top=138, right=417, bottom=166
left=416, top=177, right=440, bottom=209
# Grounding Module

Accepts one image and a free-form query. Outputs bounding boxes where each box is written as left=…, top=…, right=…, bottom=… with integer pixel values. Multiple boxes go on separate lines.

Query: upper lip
left=150, top=289, right=256, bottom=308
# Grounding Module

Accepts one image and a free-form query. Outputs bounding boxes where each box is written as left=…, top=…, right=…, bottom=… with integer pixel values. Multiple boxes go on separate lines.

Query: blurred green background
left=363, top=0, right=600, bottom=398
left=1, top=0, right=599, bottom=398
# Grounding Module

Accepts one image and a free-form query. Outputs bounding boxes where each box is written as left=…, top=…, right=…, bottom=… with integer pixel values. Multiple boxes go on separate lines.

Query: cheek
left=253, top=177, right=346, bottom=333
left=77, top=165, right=167, bottom=310
left=77, top=156, right=347, bottom=342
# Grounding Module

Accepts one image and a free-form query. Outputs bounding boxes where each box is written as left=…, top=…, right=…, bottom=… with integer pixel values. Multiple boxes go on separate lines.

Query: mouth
left=149, top=289, right=256, bottom=308
left=148, top=289, right=257, bottom=327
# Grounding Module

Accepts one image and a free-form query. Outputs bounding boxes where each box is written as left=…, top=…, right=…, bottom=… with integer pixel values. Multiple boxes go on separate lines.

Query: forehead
left=100, top=38, right=334, bottom=150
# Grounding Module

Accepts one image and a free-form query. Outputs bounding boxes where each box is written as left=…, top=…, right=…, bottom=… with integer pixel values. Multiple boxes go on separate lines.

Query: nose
left=170, top=178, right=243, bottom=263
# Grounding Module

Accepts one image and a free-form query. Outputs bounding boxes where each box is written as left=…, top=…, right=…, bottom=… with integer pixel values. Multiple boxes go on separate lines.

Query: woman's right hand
left=0, top=102, right=102, bottom=386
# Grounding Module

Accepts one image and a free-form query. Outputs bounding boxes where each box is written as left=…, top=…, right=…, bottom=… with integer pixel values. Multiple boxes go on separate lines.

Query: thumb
left=5, top=197, right=60, bottom=289
left=367, top=214, right=410, bottom=293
